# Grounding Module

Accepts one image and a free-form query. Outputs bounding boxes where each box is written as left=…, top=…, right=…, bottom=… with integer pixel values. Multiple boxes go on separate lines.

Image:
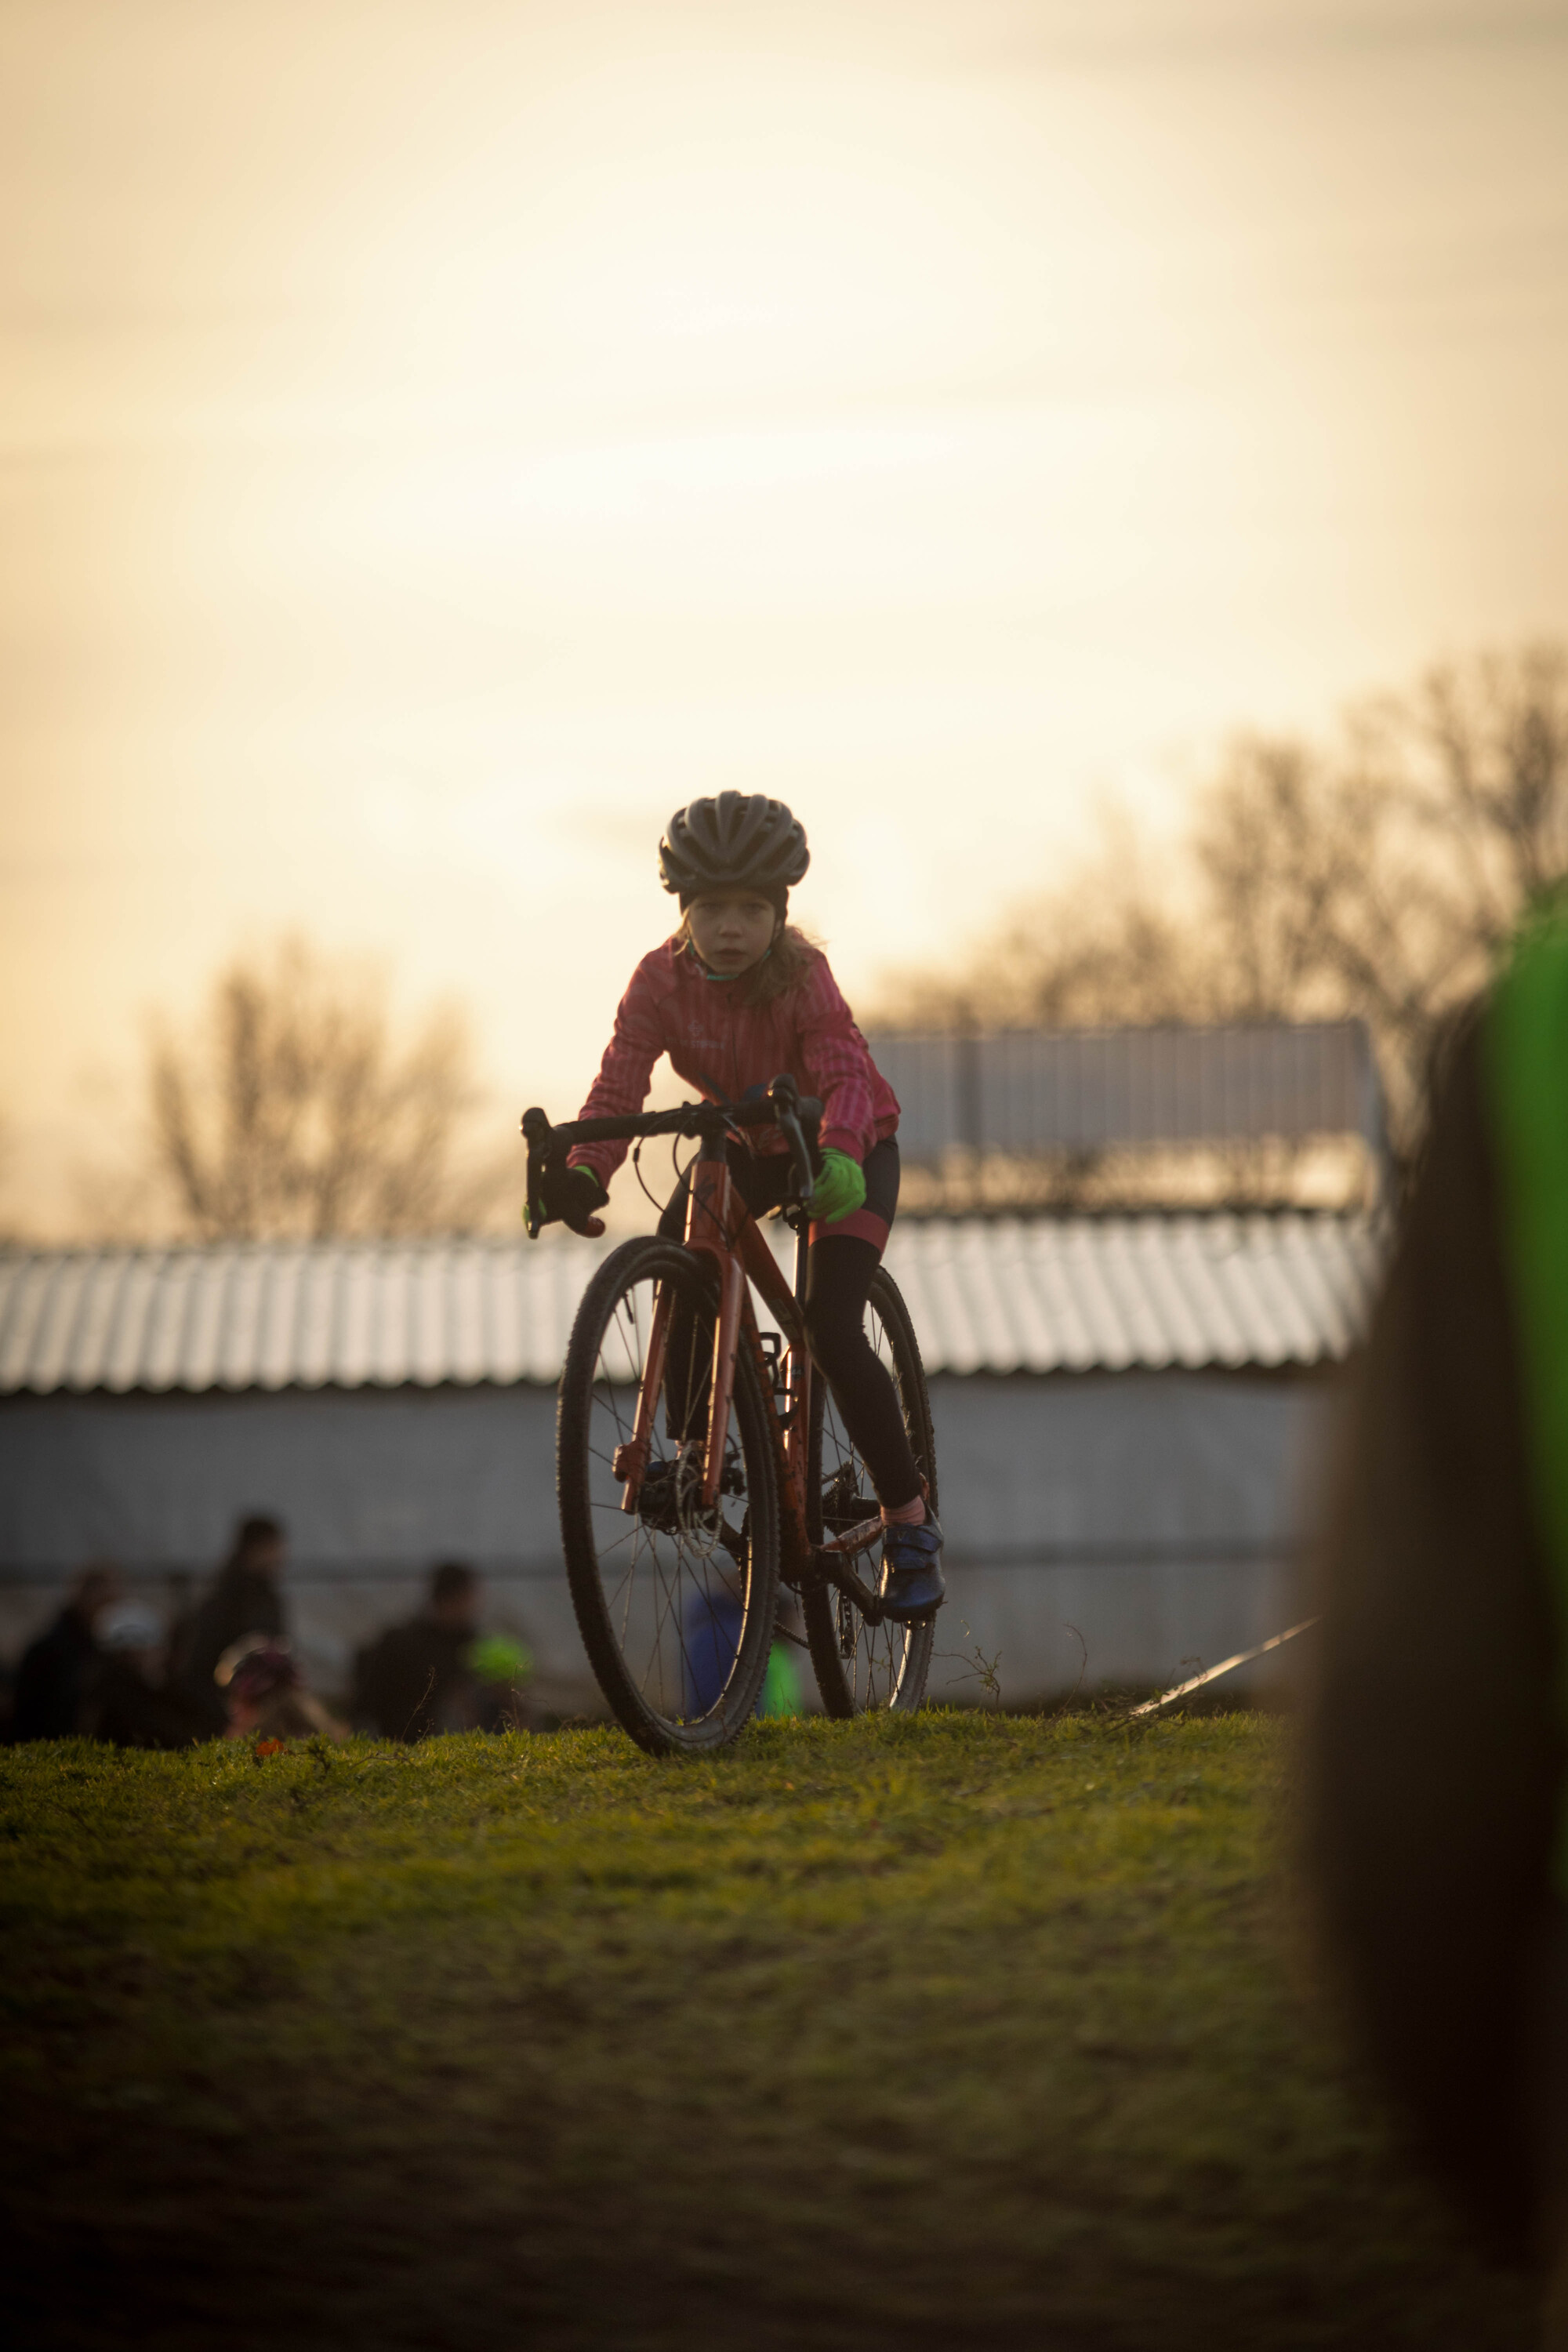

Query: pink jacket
left=567, top=938, right=899, bottom=1187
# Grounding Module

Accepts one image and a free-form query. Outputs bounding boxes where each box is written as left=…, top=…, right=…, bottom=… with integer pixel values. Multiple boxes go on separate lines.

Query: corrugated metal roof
left=0, top=1215, right=1379, bottom=1396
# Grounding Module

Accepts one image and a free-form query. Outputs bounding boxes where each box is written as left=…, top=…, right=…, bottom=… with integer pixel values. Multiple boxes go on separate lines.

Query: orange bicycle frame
left=614, top=1131, right=887, bottom=1592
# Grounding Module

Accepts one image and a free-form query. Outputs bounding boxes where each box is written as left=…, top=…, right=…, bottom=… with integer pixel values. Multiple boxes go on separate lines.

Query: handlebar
left=521, top=1076, right=822, bottom=1239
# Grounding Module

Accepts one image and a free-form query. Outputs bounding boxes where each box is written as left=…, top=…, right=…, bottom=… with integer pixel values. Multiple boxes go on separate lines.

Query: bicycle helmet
left=658, top=792, right=809, bottom=909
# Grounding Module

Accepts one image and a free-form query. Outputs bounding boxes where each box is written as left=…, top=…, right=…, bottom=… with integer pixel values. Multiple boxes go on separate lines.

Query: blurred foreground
left=2, top=1713, right=1529, bottom=2350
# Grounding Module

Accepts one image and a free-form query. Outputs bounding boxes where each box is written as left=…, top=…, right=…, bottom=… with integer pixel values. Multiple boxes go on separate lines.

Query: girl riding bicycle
left=532, top=790, right=945, bottom=1624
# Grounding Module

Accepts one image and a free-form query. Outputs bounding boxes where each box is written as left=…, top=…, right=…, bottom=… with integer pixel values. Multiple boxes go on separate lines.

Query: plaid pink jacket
left=566, top=938, right=899, bottom=1188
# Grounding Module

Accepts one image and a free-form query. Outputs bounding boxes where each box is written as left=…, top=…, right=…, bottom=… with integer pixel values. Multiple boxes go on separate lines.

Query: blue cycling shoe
left=880, top=1510, right=946, bottom=1622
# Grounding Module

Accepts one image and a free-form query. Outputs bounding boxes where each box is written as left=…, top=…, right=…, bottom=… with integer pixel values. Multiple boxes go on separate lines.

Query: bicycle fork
left=612, top=1136, right=748, bottom=1515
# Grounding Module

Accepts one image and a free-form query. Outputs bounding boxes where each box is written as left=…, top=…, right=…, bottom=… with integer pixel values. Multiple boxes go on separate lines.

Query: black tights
left=656, top=1141, right=921, bottom=1512
left=795, top=1232, right=922, bottom=1511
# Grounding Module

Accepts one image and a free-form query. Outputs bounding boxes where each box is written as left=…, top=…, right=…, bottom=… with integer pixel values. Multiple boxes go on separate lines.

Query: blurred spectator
left=9, top=1563, right=120, bottom=1740
left=681, top=1583, right=742, bottom=1720
left=171, top=1515, right=289, bottom=1733
left=683, top=1584, right=802, bottom=1721
left=1305, top=908, right=1568, bottom=2288
left=89, top=1602, right=212, bottom=1750
left=354, top=1563, right=532, bottom=1738
left=216, top=1636, right=347, bottom=1743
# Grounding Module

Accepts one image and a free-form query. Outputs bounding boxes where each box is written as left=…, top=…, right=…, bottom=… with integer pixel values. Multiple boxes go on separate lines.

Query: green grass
left=1, top=1711, right=1530, bottom=2350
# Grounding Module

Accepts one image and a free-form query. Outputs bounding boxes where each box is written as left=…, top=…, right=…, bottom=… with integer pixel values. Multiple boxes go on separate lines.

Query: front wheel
left=803, top=1265, right=938, bottom=1717
left=557, top=1238, right=780, bottom=1755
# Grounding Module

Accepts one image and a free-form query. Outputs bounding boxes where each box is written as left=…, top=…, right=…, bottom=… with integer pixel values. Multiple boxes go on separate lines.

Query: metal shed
left=864, top=1020, right=1387, bottom=1162
left=0, top=1214, right=1377, bottom=1711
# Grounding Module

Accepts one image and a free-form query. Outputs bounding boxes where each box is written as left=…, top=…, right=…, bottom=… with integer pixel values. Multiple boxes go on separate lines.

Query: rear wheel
left=803, top=1265, right=937, bottom=1716
left=557, top=1238, right=779, bottom=1755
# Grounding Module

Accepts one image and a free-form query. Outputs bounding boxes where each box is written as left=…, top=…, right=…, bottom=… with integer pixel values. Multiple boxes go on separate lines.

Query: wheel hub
left=636, top=1446, right=722, bottom=1554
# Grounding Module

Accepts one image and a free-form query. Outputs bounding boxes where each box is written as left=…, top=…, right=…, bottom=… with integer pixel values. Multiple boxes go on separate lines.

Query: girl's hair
left=674, top=915, right=822, bottom=1007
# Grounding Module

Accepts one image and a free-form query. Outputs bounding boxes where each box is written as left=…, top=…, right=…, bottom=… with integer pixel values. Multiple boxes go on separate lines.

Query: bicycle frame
left=523, top=1084, right=892, bottom=1616
left=615, top=1134, right=887, bottom=1599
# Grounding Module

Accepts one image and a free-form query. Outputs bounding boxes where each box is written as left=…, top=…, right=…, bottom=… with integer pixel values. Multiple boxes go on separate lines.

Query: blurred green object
left=467, top=1635, right=534, bottom=1686
left=759, top=1640, right=800, bottom=1719
left=1488, top=908, right=1568, bottom=1885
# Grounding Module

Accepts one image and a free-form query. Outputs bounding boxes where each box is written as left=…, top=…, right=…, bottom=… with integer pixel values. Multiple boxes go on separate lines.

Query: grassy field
left=1, top=1709, right=1532, bottom=2351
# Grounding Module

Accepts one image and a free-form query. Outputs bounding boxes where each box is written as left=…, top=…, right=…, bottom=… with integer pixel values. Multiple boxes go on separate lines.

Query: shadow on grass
left=0, top=1711, right=1534, bottom=2351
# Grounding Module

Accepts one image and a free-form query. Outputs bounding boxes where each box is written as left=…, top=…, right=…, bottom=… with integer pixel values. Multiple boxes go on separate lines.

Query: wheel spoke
left=561, top=1247, right=775, bottom=1748
left=806, top=1274, right=933, bottom=1719
left=644, top=1547, right=688, bottom=1704
left=652, top=1559, right=709, bottom=1721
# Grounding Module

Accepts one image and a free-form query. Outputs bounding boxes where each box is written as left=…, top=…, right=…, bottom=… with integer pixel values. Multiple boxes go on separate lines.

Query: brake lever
left=765, top=1074, right=815, bottom=1206
left=779, top=1106, right=814, bottom=1205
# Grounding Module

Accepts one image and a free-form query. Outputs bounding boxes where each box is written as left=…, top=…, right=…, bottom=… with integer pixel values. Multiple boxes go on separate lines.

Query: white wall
left=0, top=1369, right=1337, bottom=1707
left=918, top=1371, right=1330, bottom=1704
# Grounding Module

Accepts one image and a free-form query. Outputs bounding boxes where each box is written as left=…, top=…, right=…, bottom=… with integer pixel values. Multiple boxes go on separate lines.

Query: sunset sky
left=4, top=0, right=1567, bottom=1235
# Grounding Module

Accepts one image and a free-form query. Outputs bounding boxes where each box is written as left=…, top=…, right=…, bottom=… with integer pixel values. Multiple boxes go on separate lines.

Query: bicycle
left=521, top=1076, right=939, bottom=1755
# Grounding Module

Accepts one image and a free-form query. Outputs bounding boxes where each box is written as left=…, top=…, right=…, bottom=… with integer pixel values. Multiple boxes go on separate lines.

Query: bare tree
left=884, top=813, right=1208, bottom=1034
left=1406, top=642, right=1568, bottom=919
left=147, top=938, right=509, bottom=1240
left=871, top=641, right=1568, bottom=1191
left=1197, top=645, right=1568, bottom=1134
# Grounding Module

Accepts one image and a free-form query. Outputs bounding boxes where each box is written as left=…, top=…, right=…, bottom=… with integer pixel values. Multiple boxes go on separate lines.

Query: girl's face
left=686, top=891, right=779, bottom=976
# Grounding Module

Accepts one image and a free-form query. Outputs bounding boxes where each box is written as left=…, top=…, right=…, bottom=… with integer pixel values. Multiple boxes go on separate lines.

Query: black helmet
left=658, top=792, right=809, bottom=907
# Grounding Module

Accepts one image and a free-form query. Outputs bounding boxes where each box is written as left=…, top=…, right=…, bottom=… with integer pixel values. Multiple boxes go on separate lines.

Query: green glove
left=810, top=1148, right=866, bottom=1223
left=524, top=1162, right=608, bottom=1234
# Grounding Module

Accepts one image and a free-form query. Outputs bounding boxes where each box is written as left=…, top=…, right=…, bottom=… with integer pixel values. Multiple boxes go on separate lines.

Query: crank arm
left=815, top=1548, right=887, bottom=1627
left=819, top=1513, right=883, bottom=1562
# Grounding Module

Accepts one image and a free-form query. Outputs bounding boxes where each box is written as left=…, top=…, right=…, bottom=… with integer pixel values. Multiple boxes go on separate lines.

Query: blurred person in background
left=216, top=1636, right=347, bottom=1743
left=353, top=1562, right=532, bottom=1738
left=1305, top=907, right=1568, bottom=2325
left=684, top=1585, right=803, bottom=1720
left=9, top=1563, right=120, bottom=1740
left=89, top=1602, right=212, bottom=1749
left=171, top=1514, right=289, bottom=1732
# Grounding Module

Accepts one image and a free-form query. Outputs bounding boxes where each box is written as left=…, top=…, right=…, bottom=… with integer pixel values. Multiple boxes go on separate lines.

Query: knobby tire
left=557, top=1237, right=780, bottom=1755
left=803, top=1263, right=938, bottom=1717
